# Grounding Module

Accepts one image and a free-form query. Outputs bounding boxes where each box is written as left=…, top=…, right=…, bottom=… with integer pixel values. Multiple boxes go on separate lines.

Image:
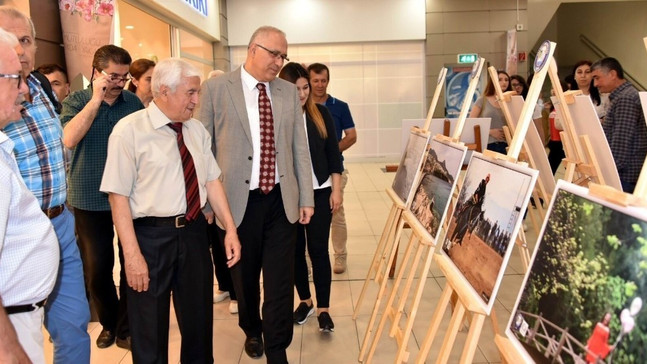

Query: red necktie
left=257, top=83, right=276, bottom=194
left=168, top=122, right=201, bottom=221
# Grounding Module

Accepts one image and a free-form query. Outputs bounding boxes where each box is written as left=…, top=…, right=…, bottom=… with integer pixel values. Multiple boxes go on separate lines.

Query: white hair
left=0, top=27, right=18, bottom=47
left=208, top=69, right=225, bottom=79
left=0, top=27, right=18, bottom=69
left=151, top=58, right=201, bottom=97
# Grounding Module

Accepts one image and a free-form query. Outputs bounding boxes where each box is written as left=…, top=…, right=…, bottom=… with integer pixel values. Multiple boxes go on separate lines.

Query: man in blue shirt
left=308, top=63, right=357, bottom=274
left=0, top=6, right=90, bottom=363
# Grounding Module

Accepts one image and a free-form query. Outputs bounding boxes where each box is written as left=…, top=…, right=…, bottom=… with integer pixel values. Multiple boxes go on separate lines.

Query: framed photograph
left=506, top=180, right=647, bottom=364
left=552, top=94, right=622, bottom=190
left=441, top=152, right=537, bottom=313
left=408, top=137, right=467, bottom=242
left=391, top=128, right=431, bottom=206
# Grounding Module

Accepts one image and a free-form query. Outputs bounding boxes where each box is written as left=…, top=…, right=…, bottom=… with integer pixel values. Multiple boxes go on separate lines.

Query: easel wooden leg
left=364, top=234, right=422, bottom=363
left=415, top=283, right=453, bottom=364
left=358, top=218, right=409, bottom=362
left=458, top=313, right=486, bottom=363
left=354, top=204, right=402, bottom=320
left=394, top=244, right=436, bottom=363
left=434, top=301, right=466, bottom=364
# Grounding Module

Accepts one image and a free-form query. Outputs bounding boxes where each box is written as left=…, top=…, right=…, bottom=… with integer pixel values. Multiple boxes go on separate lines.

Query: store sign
left=457, top=53, right=478, bottom=64
left=185, top=0, right=208, bottom=16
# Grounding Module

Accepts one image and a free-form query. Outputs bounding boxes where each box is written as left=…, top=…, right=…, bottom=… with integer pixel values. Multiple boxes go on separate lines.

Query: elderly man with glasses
left=198, top=26, right=313, bottom=364
left=60, top=44, right=144, bottom=350
left=0, top=6, right=92, bottom=363
left=0, top=25, right=60, bottom=364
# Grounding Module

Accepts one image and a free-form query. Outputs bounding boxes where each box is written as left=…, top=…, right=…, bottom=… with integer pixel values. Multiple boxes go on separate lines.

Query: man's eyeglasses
left=0, top=73, right=22, bottom=89
left=101, top=70, right=132, bottom=83
left=255, top=44, right=289, bottom=62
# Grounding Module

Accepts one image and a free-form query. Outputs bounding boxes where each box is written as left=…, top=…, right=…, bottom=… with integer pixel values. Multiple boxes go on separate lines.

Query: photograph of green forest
left=509, top=183, right=646, bottom=363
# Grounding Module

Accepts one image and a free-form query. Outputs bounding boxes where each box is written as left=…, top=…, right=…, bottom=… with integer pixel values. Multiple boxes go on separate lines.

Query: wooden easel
left=487, top=66, right=554, bottom=270
left=415, top=42, right=556, bottom=364
left=358, top=59, right=485, bottom=363
left=546, top=59, right=610, bottom=189
left=354, top=68, right=448, bottom=362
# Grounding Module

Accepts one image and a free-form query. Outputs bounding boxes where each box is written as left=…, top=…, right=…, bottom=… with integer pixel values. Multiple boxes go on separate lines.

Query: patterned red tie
left=257, top=83, right=276, bottom=194
left=168, top=122, right=201, bottom=221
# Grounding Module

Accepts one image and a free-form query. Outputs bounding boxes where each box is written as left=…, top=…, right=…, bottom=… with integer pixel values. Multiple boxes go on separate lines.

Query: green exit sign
left=457, top=53, right=478, bottom=64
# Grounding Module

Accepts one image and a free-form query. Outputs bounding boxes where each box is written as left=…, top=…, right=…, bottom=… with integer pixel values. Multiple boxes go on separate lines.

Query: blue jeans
left=44, top=207, right=91, bottom=363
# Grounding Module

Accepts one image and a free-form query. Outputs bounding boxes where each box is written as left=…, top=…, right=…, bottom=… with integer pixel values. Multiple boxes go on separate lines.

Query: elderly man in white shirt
left=0, top=28, right=59, bottom=363
left=100, top=58, right=240, bottom=363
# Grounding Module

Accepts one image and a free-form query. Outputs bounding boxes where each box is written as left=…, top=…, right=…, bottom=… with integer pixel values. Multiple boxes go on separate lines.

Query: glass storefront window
left=179, top=28, right=214, bottom=80
left=119, top=1, right=171, bottom=63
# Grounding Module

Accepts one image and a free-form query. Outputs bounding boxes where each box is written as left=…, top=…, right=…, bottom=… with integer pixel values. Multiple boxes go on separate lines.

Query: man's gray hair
left=247, top=26, right=286, bottom=47
left=151, top=58, right=201, bottom=97
left=0, top=27, right=18, bottom=68
left=0, top=6, right=36, bottom=39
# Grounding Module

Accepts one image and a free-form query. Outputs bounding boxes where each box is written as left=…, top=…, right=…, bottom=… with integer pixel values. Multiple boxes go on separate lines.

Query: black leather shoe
left=116, top=336, right=131, bottom=350
left=96, top=329, right=116, bottom=348
left=244, top=336, right=264, bottom=359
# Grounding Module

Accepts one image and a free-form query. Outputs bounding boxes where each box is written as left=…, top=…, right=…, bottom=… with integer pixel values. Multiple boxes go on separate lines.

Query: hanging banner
left=506, top=29, right=518, bottom=76
left=59, top=0, right=116, bottom=85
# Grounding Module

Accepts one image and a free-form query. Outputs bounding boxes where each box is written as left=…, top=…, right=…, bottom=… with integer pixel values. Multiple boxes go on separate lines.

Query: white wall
left=226, top=0, right=426, bottom=46
left=230, top=41, right=426, bottom=160
left=557, top=2, right=647, bottom=89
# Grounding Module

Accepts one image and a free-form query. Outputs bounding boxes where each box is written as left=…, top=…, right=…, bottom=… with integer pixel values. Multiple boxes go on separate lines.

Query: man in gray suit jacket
left=198, top=26, right=314, bottom=364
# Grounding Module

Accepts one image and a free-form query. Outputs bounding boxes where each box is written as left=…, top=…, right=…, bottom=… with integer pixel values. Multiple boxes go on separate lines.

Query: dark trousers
left=487, top=141, right=508, bottom=155
left=208, top=224, right=237, bottom=300
left=230, top=185, right=296, bottom=364
left=129, top=214, right=213, bottom=364
left=74, top=208, right=128, bottom=338
left=547, top=140, right=565, bottom=174
left=294, top=187, right=332, bottom=308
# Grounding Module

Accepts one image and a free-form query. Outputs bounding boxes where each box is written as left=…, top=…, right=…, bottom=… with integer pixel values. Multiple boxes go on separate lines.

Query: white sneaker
left=213, top=290, right=230, bottom=303
left=229, top=301, right=238, bottom=314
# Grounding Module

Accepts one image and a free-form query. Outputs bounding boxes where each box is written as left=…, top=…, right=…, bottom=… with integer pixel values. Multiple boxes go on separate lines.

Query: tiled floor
left=43, top=161, right=545, bottom=363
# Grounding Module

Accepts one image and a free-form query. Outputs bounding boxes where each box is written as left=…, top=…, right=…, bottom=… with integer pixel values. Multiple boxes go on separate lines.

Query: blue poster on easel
left=444, top=63, right=485, bottom=118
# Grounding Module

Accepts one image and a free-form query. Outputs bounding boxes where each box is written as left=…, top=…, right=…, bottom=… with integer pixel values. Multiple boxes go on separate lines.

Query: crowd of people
left=0, top=4, right=644, bottom=364
left=469, top=55, right=645, bottom=193
left=0, top=6, right=361, bottom=363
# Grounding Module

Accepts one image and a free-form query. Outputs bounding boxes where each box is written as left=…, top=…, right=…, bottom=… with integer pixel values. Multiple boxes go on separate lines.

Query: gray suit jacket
left=198, top=67, right=314, bottom=227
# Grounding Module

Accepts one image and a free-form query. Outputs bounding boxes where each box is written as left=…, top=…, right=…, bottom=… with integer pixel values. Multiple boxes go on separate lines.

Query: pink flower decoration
left=75, top=0, right=88, bottom=11
left=97, top=2, right=114, bottom=16
left=59, top=0, right=75, bottom=12
left=83, top=8, right=93, bottom=21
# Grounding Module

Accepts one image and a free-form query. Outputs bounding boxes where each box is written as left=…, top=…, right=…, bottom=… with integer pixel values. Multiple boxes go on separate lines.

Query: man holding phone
left=60, top=44, right=144, bottom=349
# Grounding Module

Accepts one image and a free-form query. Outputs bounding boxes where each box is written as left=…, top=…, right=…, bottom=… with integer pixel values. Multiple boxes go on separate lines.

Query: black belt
left=134, top=215, right=188, bottom=228
left=42, top=204, right=65, bottom=219
left=4, top=299, right=46, bottom=315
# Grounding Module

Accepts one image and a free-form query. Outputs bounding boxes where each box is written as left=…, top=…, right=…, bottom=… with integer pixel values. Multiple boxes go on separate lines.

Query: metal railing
left=513, top=310, right=607, bottom=364
left=579, top=34, right=646, bottom=91
left=527, top=36, right=645, bottom=91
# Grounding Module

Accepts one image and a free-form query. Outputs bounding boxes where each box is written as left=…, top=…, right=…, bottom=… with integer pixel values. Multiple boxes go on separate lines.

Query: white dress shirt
left=240, top=66, right=280, bottom=190
left=100, top=101, right=221, bottom=218
left=0, top=131, right=59, bottom=307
